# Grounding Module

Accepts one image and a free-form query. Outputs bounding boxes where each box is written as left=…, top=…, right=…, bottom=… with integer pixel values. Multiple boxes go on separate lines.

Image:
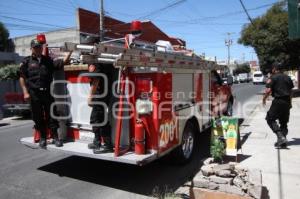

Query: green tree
left=0, top=22, right=9, bottom=51
left=238, top=2, right=300, bottom=72
left=233, top=63, right=251, bottom=75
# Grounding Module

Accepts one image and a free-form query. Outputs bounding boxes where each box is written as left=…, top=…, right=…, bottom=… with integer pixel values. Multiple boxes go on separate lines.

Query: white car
left=253, top=71, right=264, bottom=84
left=233, top=75, right=240, bottom=84
left=238, top=73, right=248, bottom=83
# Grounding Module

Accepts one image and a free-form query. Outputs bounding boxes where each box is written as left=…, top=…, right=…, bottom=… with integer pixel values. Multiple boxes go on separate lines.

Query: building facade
left=13, top=28, right=79, bottom=58
left=12, top=8, right=186, bottom=61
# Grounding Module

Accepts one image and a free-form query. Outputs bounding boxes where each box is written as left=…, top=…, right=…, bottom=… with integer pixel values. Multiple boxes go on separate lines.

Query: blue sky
left=0, top=0, right=280, bottom=62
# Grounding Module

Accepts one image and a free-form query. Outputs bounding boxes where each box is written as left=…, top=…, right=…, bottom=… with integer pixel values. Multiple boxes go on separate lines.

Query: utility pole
left=225, top=32, right=233, bottom=66
left=99, top=0, right=104, bottom=42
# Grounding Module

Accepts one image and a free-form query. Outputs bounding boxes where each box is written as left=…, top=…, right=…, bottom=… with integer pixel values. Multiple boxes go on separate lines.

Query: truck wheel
left=173, top=122, right=196, bottom=164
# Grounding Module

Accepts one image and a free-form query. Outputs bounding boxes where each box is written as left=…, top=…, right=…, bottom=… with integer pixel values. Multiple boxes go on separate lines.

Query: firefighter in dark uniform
left=87, top=64, right=114, bottom=154
left=19, top=39, right=72, bottom=148
left=263, top=62, right=294, bottom=148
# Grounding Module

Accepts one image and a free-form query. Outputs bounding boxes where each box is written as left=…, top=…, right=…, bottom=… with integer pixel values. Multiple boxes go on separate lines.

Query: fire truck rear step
left=20, top=137, right=157, bottom=165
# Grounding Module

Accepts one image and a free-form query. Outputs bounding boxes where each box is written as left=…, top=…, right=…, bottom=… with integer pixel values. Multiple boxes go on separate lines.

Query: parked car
left=233, top=75, right=240, bottom=84
left=253, top=71, right=265, bottom=84
left=238, top=73, right=248, bottom=83
left=247, top=73, right=253, bottom=82
left=2, top=92, right=31, bottom=118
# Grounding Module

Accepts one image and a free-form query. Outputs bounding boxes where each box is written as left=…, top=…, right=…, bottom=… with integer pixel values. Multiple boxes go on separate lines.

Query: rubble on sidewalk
left=179, top=159, right=263, bottom=199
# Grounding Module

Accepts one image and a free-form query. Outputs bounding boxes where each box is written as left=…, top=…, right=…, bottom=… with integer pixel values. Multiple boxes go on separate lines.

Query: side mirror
left=227, top=76, right=233, bottom=85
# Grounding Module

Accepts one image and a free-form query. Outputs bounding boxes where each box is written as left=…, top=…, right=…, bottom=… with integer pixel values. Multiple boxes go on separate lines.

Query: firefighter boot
left=275, top=131, right=287, bottom=148
left=39, top=138, right=47, bottom=149
left=274, top=128, right=288, bottom=148
left=88, top=133, right=100, bottom=149
left=281, top=128, right=288, bottom=148
left=51, top=129, right=63, bottom=147
left=93, top=137, right=113, bottom=154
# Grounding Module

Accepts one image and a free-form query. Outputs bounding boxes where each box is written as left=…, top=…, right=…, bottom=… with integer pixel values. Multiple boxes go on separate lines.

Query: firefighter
left=87, top=64, right=114, bottom=154
left=19, top=39, right=72, bottom=148
left=263, top=62, right=294, bottom=148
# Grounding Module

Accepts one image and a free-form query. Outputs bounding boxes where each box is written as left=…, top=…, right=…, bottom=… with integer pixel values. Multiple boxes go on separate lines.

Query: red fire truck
left=21, top=30, right=233, bottom=166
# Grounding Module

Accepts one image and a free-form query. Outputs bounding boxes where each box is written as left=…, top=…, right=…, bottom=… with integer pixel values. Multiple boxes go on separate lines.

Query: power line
left=106, top=11, right=139, bottom=18
left=36, top=0, right=75, bottom=10
left=18, top=0, right=73, bottom=14
left=184, top=0, right=205, bottom=18
left=67, top=0, right=77, bottom=9
left=4, top=22, right=54, bottom=31
left=162, top=0, right=193, bottom=20
left=138, top=0, right=187, bottom=20
left=0, top=12, right=73, bottom=16
left=238, top=0, right=254, bottom=25
left=0, top=2, right=20, bottom=10
left=156, top=19, right=245, bottom=26
left=156, top=2, right=276, bottom=24
left=0, top=15, right=67, bottom=29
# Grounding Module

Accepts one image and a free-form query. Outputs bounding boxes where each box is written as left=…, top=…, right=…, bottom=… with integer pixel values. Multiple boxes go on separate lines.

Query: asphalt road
left=0, top=83, right=265, bottom=199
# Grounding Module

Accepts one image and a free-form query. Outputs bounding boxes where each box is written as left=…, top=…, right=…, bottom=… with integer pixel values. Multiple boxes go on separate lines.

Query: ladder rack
left=64, top=42, right=225, bottom=71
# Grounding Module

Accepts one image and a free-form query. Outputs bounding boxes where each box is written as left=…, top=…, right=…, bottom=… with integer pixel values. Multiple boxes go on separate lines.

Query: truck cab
left=211, top=70, right=234, bottom=117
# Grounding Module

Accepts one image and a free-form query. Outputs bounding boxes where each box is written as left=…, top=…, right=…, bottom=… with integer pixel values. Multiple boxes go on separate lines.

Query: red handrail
left=114, top=72, right=126, bottom=157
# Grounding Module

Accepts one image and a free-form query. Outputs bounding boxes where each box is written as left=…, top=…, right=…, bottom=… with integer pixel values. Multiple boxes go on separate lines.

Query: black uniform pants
left=90, top=105, right=111, bottom=144
left=265, top=98, right=291, bottom=136
left=29, top=89, right=59, bottom=139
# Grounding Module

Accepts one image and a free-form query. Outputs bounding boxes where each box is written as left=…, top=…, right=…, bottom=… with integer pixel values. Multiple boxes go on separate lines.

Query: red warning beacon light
left=37, top=34, right=46, bottom=44
left=130, top=20, right=142, bottom=36
left=36, top=34, right=48, bottom=57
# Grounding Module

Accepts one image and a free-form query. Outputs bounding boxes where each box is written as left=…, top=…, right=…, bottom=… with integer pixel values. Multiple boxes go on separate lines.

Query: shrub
left=210, top=137, right=225, bottom=162
left=0, top=64, right=19, bottom=80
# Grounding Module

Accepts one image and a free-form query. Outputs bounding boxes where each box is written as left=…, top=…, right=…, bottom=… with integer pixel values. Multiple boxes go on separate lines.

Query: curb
left=1, top=116, right=23, bottom=121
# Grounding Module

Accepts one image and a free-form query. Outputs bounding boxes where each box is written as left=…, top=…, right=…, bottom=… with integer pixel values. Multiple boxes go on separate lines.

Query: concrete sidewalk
left=239, top=97, right=300, bottom=199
